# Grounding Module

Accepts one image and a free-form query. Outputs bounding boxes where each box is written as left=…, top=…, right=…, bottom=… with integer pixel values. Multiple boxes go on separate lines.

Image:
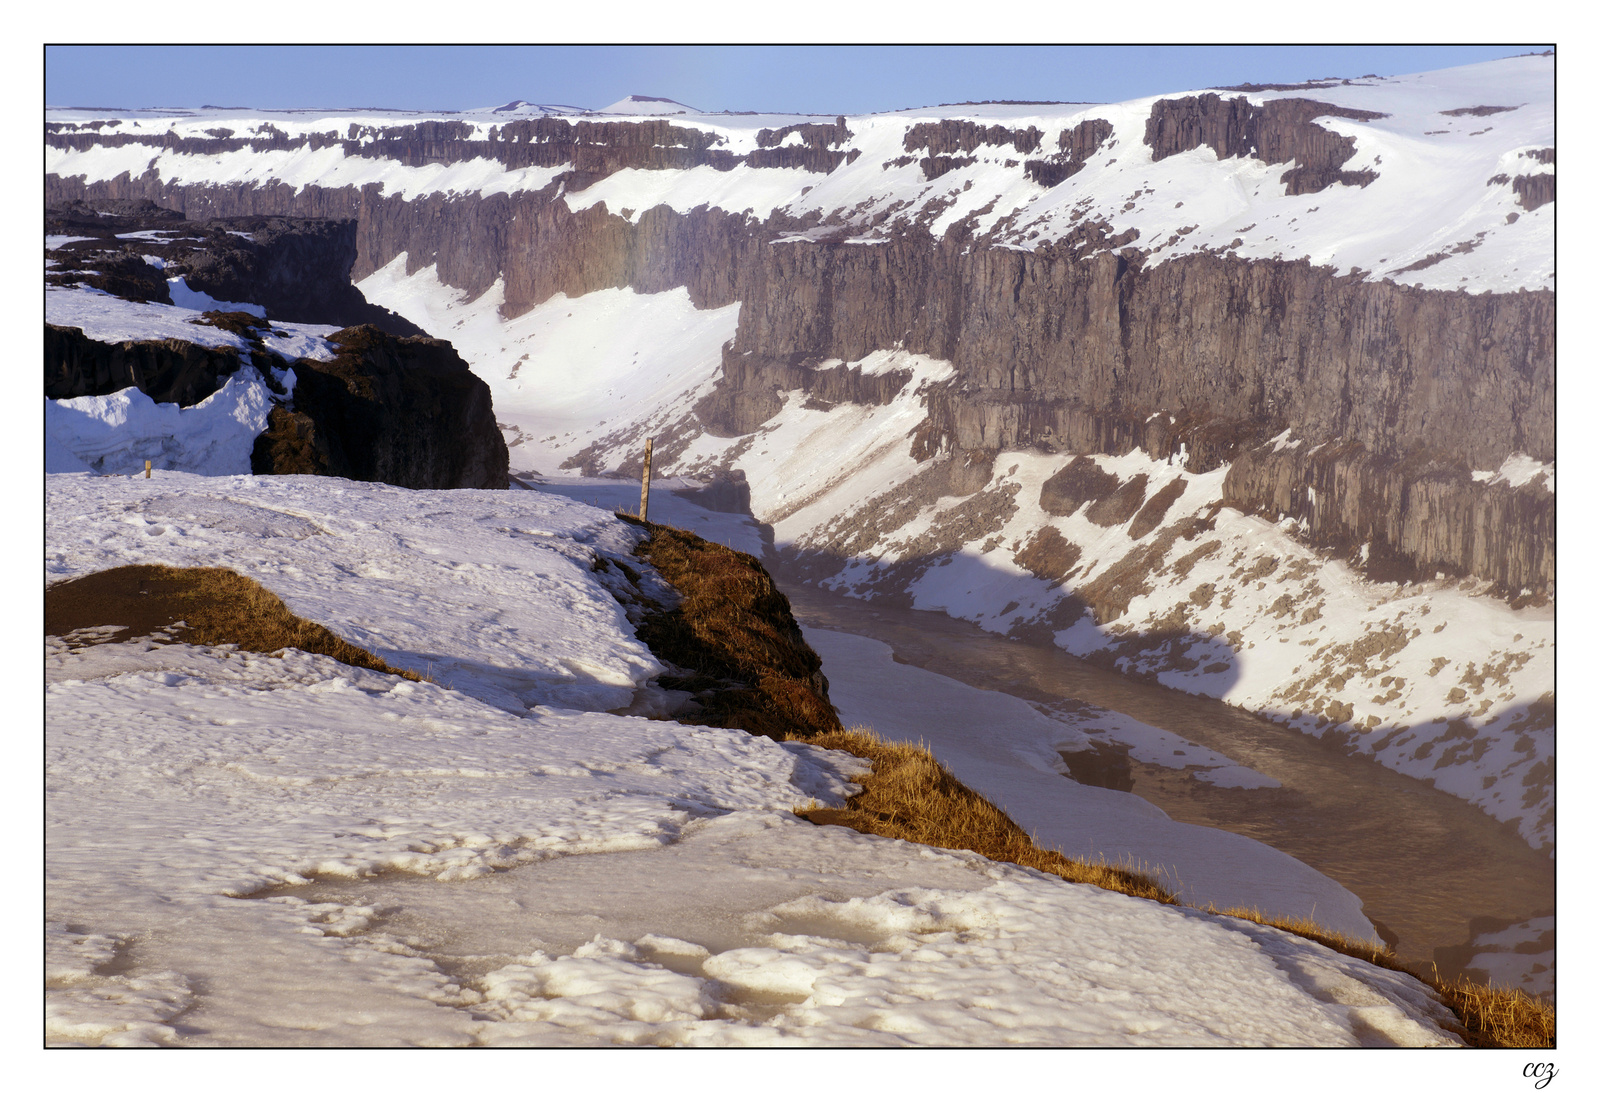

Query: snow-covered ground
left=47, top=54, right=1553, bottom=294
left=46, top=470, right=1461, bottom=1046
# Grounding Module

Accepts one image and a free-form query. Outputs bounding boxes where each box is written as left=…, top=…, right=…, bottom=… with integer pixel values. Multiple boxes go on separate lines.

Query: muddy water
left=781, top=581, right=1554, bottom=982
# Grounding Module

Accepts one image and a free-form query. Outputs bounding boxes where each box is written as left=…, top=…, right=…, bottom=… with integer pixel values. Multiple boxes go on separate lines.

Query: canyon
left=45, top=55, right=1553, bottom=853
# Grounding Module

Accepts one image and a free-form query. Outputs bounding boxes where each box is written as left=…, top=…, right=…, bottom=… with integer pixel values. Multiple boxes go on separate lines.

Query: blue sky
left=44, top=45, right=1551, bottom=116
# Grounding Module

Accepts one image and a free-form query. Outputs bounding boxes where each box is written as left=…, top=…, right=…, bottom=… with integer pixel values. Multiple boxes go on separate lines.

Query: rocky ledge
left=46, top=201, right=506, bottom=490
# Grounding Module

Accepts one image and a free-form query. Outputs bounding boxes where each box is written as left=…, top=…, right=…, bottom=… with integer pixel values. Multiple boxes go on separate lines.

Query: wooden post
left=639, top=438, right=654, bottom=522
left=144, top=460, right=151, bottom=479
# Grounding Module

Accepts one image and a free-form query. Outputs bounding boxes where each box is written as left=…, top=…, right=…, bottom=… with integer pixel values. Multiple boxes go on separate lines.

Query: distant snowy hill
left=596, top=94, right=699, bottom=115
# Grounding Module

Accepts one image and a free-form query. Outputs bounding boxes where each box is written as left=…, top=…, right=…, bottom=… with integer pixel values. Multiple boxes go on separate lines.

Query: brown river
left=780, top=579, right=1555, bottom=990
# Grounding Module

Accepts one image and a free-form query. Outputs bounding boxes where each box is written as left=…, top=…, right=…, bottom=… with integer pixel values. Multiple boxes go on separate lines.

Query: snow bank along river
left=45, top=471, right=1465, bottom=1046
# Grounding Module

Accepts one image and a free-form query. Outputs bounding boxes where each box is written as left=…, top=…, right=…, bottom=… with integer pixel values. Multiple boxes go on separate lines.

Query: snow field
left=46, top=371, right=276, bottom=477
left=45, top=473, right=1461, bottom=1046
left=47, top=280, right=341, bottom=358
left=356, top=256, right=740, bottom=477
left=49, top=55, right=1553, bottom=293
left=46, top=473, right=667, bottom=713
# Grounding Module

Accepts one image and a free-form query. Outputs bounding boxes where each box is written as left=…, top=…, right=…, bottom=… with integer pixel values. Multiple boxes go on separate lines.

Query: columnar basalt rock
left=1144, top=95, right=1386, bottom=194
left=1025, top=118, right=1114, bottom=187
left=47, top=109, right=1552, bottom=591
left=1223, top=442, right=1554, bottom=595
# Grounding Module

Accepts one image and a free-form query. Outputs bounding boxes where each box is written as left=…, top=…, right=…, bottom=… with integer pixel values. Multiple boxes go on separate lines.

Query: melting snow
left=45, top=473, right=1461, bottom=1047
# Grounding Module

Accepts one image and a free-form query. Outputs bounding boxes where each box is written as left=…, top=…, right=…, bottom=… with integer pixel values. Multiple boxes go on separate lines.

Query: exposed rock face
left=172, top=218, right=424, bottom=331
left=1144, top=95, right=1386, bottom=194
left=1039, top=457, right=1118, bottom=516
left=1224, top=442, right=1553, bottom=593
left=694, top=349, right=911, bottom=437
left=46, top=323, right=247, bottom=406
left=1513, top=174, right=1554, bottom=211
left=1025, top=118, right=1113, bottom=187
left=733, top=243, right=1551, bottom=469
left=904, top=120, right=1043, bottom=180
left=752, top=118, right=855, bottom=172
left=46, top=201, right=425, bottom=334
left=252, top=326, right=508, bottom=489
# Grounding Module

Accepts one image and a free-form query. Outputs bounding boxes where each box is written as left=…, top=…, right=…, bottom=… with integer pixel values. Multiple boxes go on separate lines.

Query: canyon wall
left=47, top=108, right=1553, bottom=593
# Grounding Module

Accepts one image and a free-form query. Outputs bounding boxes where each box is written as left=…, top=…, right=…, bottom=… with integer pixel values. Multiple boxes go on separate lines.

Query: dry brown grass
left=795, top=727, right=1178, bottom=905
left=1430, top=975, right=1556, bottom=1049
left=46, top=564, right=423, bottom=681
left=624, top=516, right=841, bottom=740
left=1211, top=905, right=1554, bottom=1048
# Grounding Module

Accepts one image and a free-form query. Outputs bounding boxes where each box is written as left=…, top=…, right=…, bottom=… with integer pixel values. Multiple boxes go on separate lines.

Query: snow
left=356, top=256, right=740, bottom=476
left=1465, top=915, right=1554, bottom=1000
left=45, top=472, right=1462, bottom=1047
left=45, top=371, right=275, bottom=476
left=47, top=473, right=667, bottom=715
left=45, top=142, right=568, bottom=204
left=1472, top=451, right=1553, bottom=491
left=595, top=95, right=699, bottom=116
left=46, top=281, right=339, bottom=357
left=47, top=284, right=252, bottom=352
left=564, top=164, right=827, bottom=223
left=166, top=275, right=266, bottom=317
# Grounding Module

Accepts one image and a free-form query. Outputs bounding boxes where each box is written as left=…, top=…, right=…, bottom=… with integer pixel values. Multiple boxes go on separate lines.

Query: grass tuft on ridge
left=45, top=564, right=423, bottom=681
left=621, top=515, right=840, bottom=740
left=796, top=726, right=1179, bottom=905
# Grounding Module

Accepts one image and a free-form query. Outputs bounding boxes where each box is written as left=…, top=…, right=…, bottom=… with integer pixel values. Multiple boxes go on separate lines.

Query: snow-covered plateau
left=46, top=57, right=1552, bottom=293
left=46, top=471, right=1460, bottom=1047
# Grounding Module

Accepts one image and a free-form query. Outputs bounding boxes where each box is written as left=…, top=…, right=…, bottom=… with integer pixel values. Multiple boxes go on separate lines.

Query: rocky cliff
left=46, top=322, right=249, bottom=407
left=47, top=204, right=505, bottom=490
left=252, top=326, right=509, bottom=490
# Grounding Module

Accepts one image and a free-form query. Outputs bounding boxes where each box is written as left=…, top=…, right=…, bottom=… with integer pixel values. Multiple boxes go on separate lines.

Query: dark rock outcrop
left=1144, top=95, right=1386, bottom=194
left=693, top=348, right=912, bottom=437
left=1025, top=118, right=1113, bottom=187
left=46, top=201, right=425, bottom=335
left=170, top=218, right=425, bottom=332
left=251, top=326, right=508, bottom=490
left=46, top=323, right=248, bottom=407
left=1513, top=174, right=1554, bottom=211
left=1224, top=441, right=1553, bottom=594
